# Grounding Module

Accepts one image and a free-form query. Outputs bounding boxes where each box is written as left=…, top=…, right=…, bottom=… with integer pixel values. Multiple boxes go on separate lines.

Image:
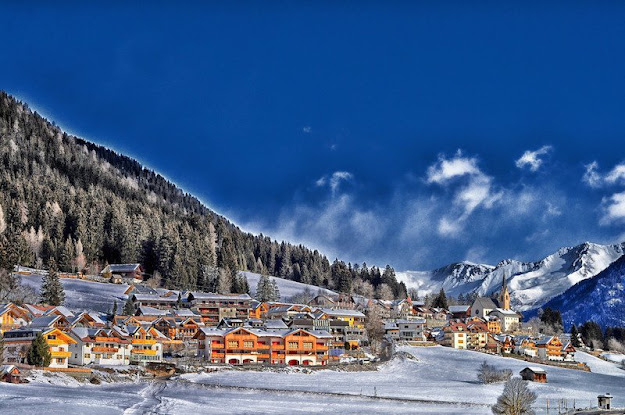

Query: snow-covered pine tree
left=40, top=258, right=65, bottom=306
left=271, top=279, right=280, bottom=301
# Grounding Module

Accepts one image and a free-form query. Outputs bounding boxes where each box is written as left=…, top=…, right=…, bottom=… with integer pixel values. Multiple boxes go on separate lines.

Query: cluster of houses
left=1, top=267, right=579, bottom=373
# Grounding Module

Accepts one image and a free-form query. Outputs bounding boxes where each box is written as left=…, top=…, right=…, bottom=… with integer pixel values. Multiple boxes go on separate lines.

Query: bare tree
left=478, top=360, right=512, bottom=384
left=492, top=378, right=537, bottom=415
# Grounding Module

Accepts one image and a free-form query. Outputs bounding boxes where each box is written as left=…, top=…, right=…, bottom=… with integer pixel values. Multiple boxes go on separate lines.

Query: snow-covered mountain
left=397, top=242, right=625, bottom=311
left=531, top=254, right=625, bottom=328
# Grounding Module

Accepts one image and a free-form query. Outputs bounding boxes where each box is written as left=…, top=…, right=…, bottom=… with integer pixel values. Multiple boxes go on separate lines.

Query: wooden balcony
left=211, top=343, right=225, bottom=349
left=132, top=349, right=158, bottom=356
left=257, top=354, right=270, bottom=359
left=132, top=339, right=156, bottom=345
left=92, top=346, right=118, bottom=353
left=211, top=352, right=225, bottom=358
left=95, top=336, right=119, bottom=342
left=46, top=339, right=68, bottom=346
left=51, top=350, right=72, bottom=358
left=271, top=344, right=284, bottom=350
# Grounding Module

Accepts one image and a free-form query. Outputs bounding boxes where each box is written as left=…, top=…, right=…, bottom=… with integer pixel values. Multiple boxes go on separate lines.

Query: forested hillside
left=0, top=92, right=405, bottom=299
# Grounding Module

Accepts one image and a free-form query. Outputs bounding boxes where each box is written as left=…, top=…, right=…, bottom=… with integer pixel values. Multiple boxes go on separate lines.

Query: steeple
left=500, top=272, right=510, bottom=310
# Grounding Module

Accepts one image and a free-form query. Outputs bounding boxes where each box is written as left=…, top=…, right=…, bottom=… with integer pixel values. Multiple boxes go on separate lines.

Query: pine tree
left=271, top=279, right=280, bottom=301
left=570, top=324, right=581, bottom=347
left=123, top=298, right=135, bottom=315
left=255, top=275, right=271, bottom=302
left=176, top=292, right=182, bottom=308
left=111, top=300, right=118, bottom=317
left=40, top=258, right=65, bottom=306
left=432, top=288, right=448, bottom=309
left=27, top=332, right=52, bottom=367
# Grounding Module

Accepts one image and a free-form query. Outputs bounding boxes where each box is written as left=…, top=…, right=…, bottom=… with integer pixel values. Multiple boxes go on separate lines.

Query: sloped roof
left=473, top=297, right=497, bottom=310
left=105, top=264, right=141, bottom=273
left=448, top=305, right=470, bottom=313
left=30, top=315, right=60, bottom=328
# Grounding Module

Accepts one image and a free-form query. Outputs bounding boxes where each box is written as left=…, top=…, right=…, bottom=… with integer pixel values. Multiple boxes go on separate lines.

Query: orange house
left=536, top=336, right=564, bottom=361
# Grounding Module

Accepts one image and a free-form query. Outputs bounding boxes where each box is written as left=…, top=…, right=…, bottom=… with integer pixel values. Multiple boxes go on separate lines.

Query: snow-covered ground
left=600, top=352, right=625, bottom=366
left=20, top=274, right=129, bottom=313
left=241, top=271, right=336, bottom=300
left=2, top=346, right=624, bottom=414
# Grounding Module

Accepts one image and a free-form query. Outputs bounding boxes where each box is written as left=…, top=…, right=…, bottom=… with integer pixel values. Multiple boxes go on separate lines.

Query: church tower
left=499, top=272, right=510, bottom=310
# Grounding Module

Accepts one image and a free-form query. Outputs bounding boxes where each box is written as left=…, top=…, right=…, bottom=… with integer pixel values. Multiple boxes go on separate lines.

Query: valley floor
left=1, top=346, right=624, bottom=414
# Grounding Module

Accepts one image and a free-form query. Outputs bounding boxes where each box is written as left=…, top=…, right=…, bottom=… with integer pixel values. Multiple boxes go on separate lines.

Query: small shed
left=0, top=365, right=22, bottom=384
left=598, top=393, right=613, bottom=410
left=520, top=367, right=547, bottom=383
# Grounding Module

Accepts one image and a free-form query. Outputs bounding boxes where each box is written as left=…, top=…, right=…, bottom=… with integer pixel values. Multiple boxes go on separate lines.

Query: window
left=228, top=340, right=238, bottom=348
left=288, top=342, right=298, bottom=349
left=243, top=341, right=253, bottom=348
left=303, top=342, right=313, bottom=350
left=84, top=353, right=91, bottom=358
left=48, top=334, right=56, bottom=340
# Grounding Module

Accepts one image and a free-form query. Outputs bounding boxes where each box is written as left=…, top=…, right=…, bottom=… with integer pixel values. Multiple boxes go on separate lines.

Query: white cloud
left=601, top=191, right=625, bottom=225
left=515, top=145, right=553, bottom=172
left=426, top=151, right=481, bottom=184
left=426, top=151, right=501, bottom=236
left=302, top=126, right=311, bottom=133
left=605, top=164, right=625, bottom=185
left=582, top=161, right=602, bottom=188
left=315, top=171, right=353, bottom=194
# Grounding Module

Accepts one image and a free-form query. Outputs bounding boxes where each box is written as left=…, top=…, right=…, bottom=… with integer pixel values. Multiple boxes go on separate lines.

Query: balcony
left=211, top=343, right=225, bottom=349
left=256, top=344, right=270, bottom=349
left=132, top=349, right=158, bottom=356
left=271, top=344, right=284, bottom=350
left=257, top=354, right=270, bottom=359
left=211, top=352, right=225, bottom=358
left=46, top=339, right=67, bottom=346
left=51, top=350, right=72, bottom=358
left=92, top=346, right=118, bottom=353
left=95, top=336, right=118, bottom=342
left=132, top=339, right=156, bottom=345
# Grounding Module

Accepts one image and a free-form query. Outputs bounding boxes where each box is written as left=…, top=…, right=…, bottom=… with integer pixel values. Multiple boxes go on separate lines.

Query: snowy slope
left=4, top=346, right=625, bottom=414
left=20, top=274, right=129, bottom=313
left=530, top=255, right=625, bottom=327
left=397, top=242, right=625, bottom=311
left=240, top=271, right=336, bottom=300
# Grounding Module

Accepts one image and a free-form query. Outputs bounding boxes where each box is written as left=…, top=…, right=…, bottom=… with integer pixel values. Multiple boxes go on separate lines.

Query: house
left=0, top=303, right=31, bottom=334
left=536, top=336, right=564, bottom=361
left=485, top=316, right=501, bottom=334
left=101, top=264, right=144, bottom=283
left=68, top=328, right=132, bottom=366
left=125, top=325, right=165, bottom=363
left=194, top=326, right=332, bottom=366
left=384, top=321, right=400, bottom=341
left=471, top=297, right=497, bottom=320
left=3, top=327, right=76, bottom=368
left=314, top=308, right=366, bottom=328
left=68, top=312, right=107, bottom=329
left=520, top=367, right=547, bottom=383
left=0, top=365, right=22, bottom=383
left=308, top=294, right=337, bottom=308
left=466, top=320, right=489, bottom=349
left=561, top=341, right=576, bottom=362
left=488, top=308, right=521, bottom=333
left=396, top=318, right=427, bottom=342
left=448, top=305, right=471, bottom=320
left=187, top=292, right=253, bottom=325
left=515, top=336, right=538, bottom=358
left=442, top=321, right=468, bottom=349
left=132, top=294, right=179, bottom=309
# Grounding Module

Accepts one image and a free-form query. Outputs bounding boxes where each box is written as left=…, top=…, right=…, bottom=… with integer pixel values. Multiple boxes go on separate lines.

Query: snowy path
left=123, top=382, right=167, bottom=415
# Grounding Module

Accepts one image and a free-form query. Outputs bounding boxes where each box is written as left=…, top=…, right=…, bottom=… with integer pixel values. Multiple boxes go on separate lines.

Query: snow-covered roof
left=448, top=305, right=470, bottom=313
left=316, top=308, right=365, bottom=318
left=188, top=292, right=252, bottom=301
left=103, top=264, right=141, bottom=273
left=490, top=308, right=519, bottom=316
left=137, top=306, right=169, bottom=316
left=522, top=367, right=546, bottom=374
left=0, top=365, right=19, bottom=376
left=30, top=315, right=60, bottom=328
left=472, top=297, right=497, bottom=309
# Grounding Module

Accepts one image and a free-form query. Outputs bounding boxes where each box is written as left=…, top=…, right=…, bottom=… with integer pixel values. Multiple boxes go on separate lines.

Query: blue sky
left=2, top=2, right=625, bottom=270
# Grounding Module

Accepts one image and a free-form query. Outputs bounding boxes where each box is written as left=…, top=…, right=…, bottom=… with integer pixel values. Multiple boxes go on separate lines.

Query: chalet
left=488, top=308, right=521, bottom=333
left=187, top=292, right=253, bottom=325
left=471, top=297, right=497, bottom=320
left=466, top=320, right=489, bottom=350
left=265, top=304, right=313, bottom=320
left=442, top=321, right=467, bottom=349
left=0, top=303, right=31, bottom=334
left=30, top=314, right=70, bottom=331
left=2, top=327, right=76, bottom=368
left=536, top=336, right=564, bottom=361
left=308, top=294, right=337, bottom=308
left=132, top=294, right=178, bottom=309
left=0, top=365, right=22, bottom=383
left=448, top=305, right=471, bottom=320
left=520, top=367, right=547, bottom=383
left=68, top=312, right=106, bottom=329
left=515, top=336, right=538, bottom=358
left=125, top=325, right=165, bottom=363
left=68, top=328, right=132, bottom=366
left=101, top=263, right=144, bottom=283
left=494, top=334, right=515, bottom=354
left=315, top=308, right=366, bottom=328
left=561, top=341, right=576, bottom=362
left=485, top=316, right=501, bottom=334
